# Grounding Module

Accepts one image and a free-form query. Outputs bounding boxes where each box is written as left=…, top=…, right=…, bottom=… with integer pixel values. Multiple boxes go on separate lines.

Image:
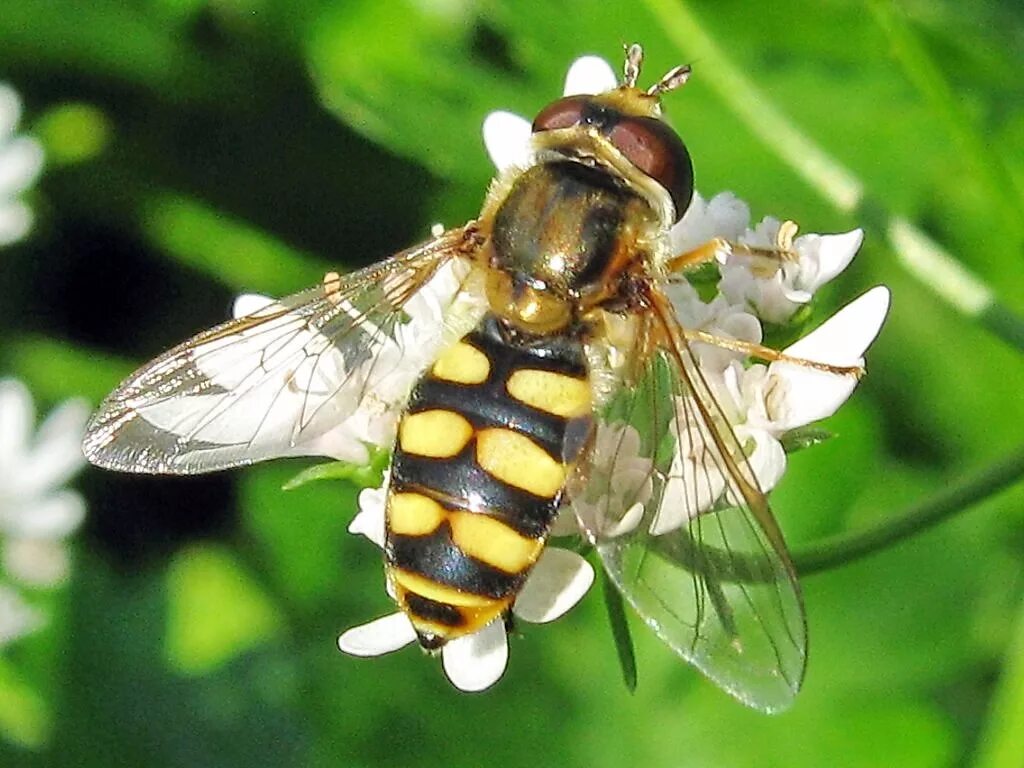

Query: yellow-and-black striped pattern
left=386, top=313, right=592, bottom=647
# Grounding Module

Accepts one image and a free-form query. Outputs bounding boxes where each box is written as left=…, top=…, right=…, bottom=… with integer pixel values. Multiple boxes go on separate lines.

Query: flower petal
left=669, top=191, right=751, bottom=255
left=562, top=56, right=617, bottom=96
left=16, top=397, right=89, bottom=498
left=482, top=110, right=531, bottom=172
left=2, top=489, right=86, bottom=539
left=0, top=83, right=23, bottom=139
left=441, top=619, right=508, bottom=692
left=784, top=286, right=891, bottom=366
left=0, top=200, right=33, bottom=246
left=0, top=585, right=43, bottom=647
left=288, top=425, right=373, bottom=464
left=0, top=135, right=44, bottom=198
left=513, top=548, right=594, bottom=623
left=349, top=483, right=387, bottom=549
left=338, top=612, right=417, bottom=657
left=805, top=228, right=863, bottom=291
left=3, top=537, right=71, bottom=588
left=0, top=378, right=33, bottom=472
left=742, top=427, right=788, bottom=493
left=232, top=293, right=275, bottom=318
left=770, top=286, right=890, bottom=429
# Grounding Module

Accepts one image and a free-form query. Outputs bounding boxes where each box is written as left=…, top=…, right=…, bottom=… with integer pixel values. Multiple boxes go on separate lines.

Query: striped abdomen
left=385, top=313, right=592, bottom=648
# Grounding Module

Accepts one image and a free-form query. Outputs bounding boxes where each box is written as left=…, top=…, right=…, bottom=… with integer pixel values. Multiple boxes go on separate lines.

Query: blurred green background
left=2, top=1, right=1024, bottom=766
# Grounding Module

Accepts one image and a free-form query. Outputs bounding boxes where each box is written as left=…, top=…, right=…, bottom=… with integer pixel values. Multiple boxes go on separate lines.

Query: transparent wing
left=83, top=226, right=485, bottom=474
left=570, top=288, right=806, bottom=712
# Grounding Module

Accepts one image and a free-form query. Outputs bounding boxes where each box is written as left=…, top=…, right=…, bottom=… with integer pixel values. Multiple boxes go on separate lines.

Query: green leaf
left=307, top=1, right=501, bottom=183
left=0, top=1, right=215, bottom=94
left=0, top=657, right=50, bottom=749
left=240, top=463, right=366, bottom=615
left=305, top=1, right=634, bottom=185
left=165, top=544, right=283, bottom=675
left=780, top=426, right=835, bottom=453
left=866, top=0, right=1024, bottom=244
left=282, top=449, right=389, bottom=491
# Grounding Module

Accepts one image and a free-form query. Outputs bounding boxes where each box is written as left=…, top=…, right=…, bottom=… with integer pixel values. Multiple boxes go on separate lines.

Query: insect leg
left=683, top=329, right=865, bottom=378
left=664, top=220, right=801, bottom=275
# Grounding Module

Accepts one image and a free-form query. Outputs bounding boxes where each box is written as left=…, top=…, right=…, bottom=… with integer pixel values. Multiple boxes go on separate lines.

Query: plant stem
left=650, top=447, right=1024, bottom=582
left=601, top=568, right=638, bottom=692
left=792, top=445, right=1024, bottom=575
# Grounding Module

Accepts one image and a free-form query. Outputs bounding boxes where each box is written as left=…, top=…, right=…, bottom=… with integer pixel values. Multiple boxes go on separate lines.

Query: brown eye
left=609, top=117, right=694, bottom=222
left=532, top=95, right=589, bottom=132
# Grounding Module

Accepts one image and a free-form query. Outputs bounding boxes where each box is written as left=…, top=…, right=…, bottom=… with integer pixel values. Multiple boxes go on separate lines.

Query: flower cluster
left=0, top=83, right=44, bottom=247
left=293, top=56, right=888, bottom=690
left=0, top=380, right=89, bottom=647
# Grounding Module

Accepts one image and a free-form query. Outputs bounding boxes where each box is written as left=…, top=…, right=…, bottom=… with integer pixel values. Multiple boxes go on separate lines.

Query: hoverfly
left=83, top=44, right=859, bottom=712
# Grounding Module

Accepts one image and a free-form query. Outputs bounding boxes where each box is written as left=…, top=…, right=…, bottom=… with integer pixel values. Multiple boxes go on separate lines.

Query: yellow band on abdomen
left=506, top=368, right=591, bottom=418
left=430, top=341, right=491, bottom=384
left=391, top=568, right=496, bottom=608
left=449, top=511, right=544, bottom=574
left=476, top=428, right=565, bottom=498
left=388, top=492, right=447, bottom=536
left=399, top=410, right=473, bottom=458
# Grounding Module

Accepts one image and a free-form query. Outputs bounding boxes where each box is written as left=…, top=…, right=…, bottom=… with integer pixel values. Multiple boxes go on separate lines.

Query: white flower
left=669, top=190, right=751, bottom=256
left=0, top=585, right=42, bottom=646
left=483, top=55, right=617, bottom=174
left=758, top=285, right=891, bottom=432
left=0, top=84, right=45, bottom=247
left=0, top=379, right=89, bottom=646
left=340, top=470, right=594, bottom=691
left=570, top=423, right=652, bottom=539
left=649, top=287, right=890, bottom=535
left=719, top=217, right=864, bottom=323
left=663, top=279, right=763, bottom=372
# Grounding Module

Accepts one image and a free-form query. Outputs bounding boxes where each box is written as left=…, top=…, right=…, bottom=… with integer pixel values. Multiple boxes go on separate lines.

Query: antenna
left=647, top=64, right=692, bottom=96
left=623, top=43, right=644, bottom=88
left=623, top=43, right=692, bottom=97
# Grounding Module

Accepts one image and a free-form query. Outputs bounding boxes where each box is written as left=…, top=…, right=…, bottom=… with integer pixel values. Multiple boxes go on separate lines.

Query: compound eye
left=608, top=116, right=694, bottom=222
left=532, top=95, right=589, bottom=133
